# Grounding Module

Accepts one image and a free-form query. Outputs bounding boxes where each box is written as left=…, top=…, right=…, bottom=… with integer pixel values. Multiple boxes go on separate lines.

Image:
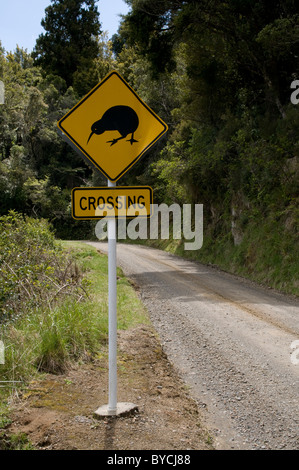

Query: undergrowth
left=0, top=218, right=148, bottom=449
left=133, top=206, right=299, bottom=297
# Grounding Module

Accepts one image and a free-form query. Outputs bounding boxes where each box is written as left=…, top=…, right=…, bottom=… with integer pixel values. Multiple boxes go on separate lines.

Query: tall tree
left=33, top=0, right=101, bottom=92
left=119, top=0, right=298, bottom=117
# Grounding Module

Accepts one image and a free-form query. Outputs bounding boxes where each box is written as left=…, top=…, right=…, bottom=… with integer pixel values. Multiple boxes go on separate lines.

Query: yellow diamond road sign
left=57, top=71, right=168, bottom=182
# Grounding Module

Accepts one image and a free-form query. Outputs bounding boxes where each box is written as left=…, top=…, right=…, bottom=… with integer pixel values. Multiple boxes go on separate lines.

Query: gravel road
left=87, top=242, right=299, bottom=450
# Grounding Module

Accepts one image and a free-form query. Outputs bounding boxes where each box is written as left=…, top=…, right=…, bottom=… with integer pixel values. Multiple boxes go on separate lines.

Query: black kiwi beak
left=87, top=131, right=94, bottom=144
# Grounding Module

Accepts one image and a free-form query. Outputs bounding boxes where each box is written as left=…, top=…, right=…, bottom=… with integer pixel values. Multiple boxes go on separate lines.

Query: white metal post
left=107, top=179, right=117, bottom=415
left=94, top=180, right=138, bottom=419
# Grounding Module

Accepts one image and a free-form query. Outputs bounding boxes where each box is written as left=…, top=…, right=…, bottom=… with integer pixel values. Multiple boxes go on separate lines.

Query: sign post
left=107, top=179, right=117, bottom=415
left=57, top=70, right=168, bottom=418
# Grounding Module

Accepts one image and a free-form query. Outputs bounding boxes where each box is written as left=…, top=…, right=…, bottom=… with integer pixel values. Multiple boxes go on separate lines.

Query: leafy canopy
left=33, top=0, right=101, bottom=91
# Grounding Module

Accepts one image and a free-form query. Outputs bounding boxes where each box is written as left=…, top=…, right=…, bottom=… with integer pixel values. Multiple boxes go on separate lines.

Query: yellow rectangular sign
left=72, top=186, right=153, bottom=219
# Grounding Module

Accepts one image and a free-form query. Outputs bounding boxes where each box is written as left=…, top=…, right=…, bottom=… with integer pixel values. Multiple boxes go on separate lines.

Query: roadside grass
left=60, top=241, right=149, bottom=331
left=0, top=430, right=34, bottom=450
left=133, top=212, right=298, bottom=297
left=1, top=241, right=149, bottom=382
left=0, top=240, right=149, bottom=448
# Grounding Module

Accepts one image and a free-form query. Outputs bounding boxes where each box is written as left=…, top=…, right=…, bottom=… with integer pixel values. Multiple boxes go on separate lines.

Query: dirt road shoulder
left=6, top=324, right=213, bottom=450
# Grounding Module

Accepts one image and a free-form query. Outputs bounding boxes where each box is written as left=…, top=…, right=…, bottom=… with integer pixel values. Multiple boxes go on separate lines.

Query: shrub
left=0, top=211, right=84, bottom=322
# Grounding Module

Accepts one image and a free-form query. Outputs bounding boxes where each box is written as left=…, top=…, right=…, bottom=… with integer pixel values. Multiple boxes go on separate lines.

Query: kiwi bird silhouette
left=87, top=105, right=139, bottom=146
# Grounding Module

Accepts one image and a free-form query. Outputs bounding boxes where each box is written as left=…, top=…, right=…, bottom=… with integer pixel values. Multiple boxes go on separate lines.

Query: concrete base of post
left=93, top=402, right=139, bottom=419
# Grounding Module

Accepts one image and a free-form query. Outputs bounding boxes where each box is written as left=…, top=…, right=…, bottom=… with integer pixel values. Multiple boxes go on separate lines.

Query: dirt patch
left=6, top=325, right=213, bottom=450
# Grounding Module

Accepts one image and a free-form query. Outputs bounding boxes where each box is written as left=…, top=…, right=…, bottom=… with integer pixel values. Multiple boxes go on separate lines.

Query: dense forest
left=0, top=0, right=298, bottom=294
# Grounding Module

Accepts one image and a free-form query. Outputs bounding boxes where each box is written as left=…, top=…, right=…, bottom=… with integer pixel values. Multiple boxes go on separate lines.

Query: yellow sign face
left=72, top=186, right=153, bottom=219
left=57, top=71, right=168, bottom=181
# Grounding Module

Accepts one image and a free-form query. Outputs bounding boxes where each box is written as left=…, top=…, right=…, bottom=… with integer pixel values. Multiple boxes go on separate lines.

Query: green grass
left=0, top=403, right=11, bottom=429
left=0, top=400, right=35, bottom=450
left=0, top=431, right=35, bottom=450
left=0, top=241, right=149, bottom=384
left=0, top=240, right=149, bottom=449
left=134, top=212, right=299, bottom=297
left=61, top=241, right=149, bottom=330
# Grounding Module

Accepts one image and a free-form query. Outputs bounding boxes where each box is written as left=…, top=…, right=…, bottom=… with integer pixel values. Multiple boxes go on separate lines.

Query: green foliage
left=33, top=299, right=107, bottom=374
left=33, top=0, right=101, bottom=94
left=0, top=34, right=115, bottom=238
left=0, top=431, right=34, bottom=450
left=0, top=1, right=298, bottom=291
left=114, top=0, right=298, bottom=294
left=0, top=211, right=83, bottom=322
left=0, top=241, right=148, bottom=384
